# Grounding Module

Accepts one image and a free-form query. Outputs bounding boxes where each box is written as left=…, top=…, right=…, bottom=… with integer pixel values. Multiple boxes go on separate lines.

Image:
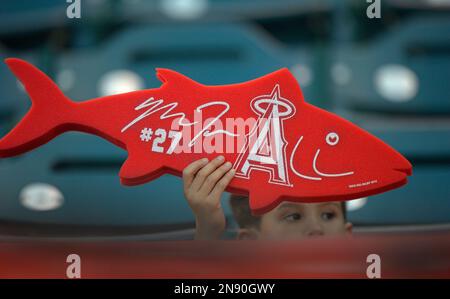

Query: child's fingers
left=210, top=168, right=235, bottom=199
left=199, top=161, right=233, bottom=195
left=182, top=158, right=208, bottom=190
left=190, top=156, right=225, bottom=192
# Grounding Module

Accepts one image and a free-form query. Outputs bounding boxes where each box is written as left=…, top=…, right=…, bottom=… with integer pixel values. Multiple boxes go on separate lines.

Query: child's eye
left=321, top=212, right=336, bottom=221
left=284, top=213, right=301, bottom=222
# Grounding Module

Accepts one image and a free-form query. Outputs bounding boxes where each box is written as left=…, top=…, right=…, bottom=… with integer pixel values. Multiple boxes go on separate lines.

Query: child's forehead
left=275, top=201, right=341, bottom=210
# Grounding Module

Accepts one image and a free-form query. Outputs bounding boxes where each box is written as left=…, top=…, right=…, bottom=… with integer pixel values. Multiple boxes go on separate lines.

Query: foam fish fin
left=233, top=67, right=306, bottom=104
left=119, top=149, right=167, bottom=186
left=275, top=68, right=305, bottom=103
left=248, top=189, right=285, bottom=216
left=156, top=68, right=200, bottom=88
left=119, top=154, right=148, bottom=186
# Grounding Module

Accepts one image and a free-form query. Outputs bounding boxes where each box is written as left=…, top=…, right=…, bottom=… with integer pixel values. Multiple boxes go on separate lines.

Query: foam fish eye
left=326, top=132, right=339, bottom=146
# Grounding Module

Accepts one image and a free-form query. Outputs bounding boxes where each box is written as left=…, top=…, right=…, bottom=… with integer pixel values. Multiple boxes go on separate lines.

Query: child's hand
left=182, top=156, right=235, bottom=240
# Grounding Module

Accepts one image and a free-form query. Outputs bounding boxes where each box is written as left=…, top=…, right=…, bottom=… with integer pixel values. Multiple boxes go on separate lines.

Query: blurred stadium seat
left=331, top=4, right=450, bottom=114
left=56, top=23, right=320, bottom=102
left=0, top=0, right=67, bottom=34
left=340, top=110, right=450, bottom=226
left=0, top=0, right=124, bottom=36
left=327, top=1, right=450, bottom=227
left=0, top=133, right=234, bottom=235
left=117, top=0, right=333, bottom=23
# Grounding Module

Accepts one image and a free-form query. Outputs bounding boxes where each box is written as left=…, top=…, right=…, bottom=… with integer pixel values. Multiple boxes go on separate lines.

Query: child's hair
left=229, top=194, right=347, bottom=229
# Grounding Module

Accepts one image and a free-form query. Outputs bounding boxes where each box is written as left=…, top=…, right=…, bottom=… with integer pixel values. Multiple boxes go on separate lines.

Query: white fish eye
left=326, top=132, right=339, bottom=146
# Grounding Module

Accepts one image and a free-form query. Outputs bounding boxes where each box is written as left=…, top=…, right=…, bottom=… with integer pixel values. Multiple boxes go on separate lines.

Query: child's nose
left=304, top=220, right=324, bottom=237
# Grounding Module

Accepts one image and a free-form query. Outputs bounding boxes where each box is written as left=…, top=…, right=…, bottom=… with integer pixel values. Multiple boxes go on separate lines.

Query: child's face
left=240, top=202, right=352, bottom=240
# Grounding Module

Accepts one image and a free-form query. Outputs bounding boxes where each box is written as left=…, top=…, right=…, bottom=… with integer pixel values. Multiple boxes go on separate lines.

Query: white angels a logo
left=234, top=85, right=295, bottom=186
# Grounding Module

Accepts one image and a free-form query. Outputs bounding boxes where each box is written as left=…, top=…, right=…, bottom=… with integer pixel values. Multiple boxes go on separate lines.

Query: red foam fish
left=0, top=58, right=412, bottom=215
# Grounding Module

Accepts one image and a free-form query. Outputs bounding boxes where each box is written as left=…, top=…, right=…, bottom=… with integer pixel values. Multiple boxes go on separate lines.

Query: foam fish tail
left=0, top=58, right=76, bottom=157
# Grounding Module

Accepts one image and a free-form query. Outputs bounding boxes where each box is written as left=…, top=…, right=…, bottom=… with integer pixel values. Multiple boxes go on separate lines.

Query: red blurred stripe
left=0, top=232, right=449, bottom=278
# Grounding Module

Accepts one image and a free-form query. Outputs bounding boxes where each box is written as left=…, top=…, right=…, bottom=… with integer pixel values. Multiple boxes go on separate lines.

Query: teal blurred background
left=0, top=0, right=449, bottom=239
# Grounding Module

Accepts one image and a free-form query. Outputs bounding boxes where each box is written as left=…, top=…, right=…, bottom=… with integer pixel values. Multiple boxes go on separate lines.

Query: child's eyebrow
left=276, top=202, right=341, bottom=211
left=276, top=203, right=301, bottom=210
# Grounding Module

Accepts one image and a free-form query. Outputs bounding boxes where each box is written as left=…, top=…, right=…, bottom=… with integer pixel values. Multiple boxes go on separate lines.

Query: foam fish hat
left=0, top=58, right=412, bottom=215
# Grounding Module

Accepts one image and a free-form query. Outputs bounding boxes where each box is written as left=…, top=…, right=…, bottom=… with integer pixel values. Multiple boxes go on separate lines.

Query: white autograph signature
left=121, top=97, right=239, bottom=146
